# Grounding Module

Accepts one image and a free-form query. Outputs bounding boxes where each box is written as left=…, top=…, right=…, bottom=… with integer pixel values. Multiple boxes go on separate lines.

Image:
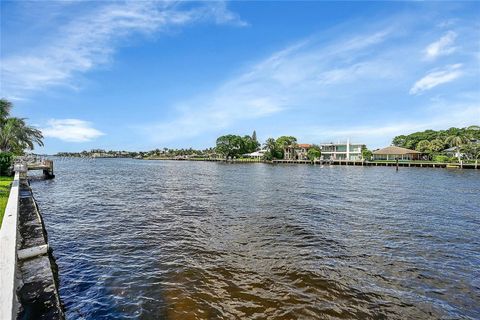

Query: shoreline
left=141, top=157, right=479, bottom=169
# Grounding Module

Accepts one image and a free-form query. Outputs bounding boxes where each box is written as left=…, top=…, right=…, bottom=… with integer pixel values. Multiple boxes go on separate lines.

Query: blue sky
left=1, top=1, right=479, bottom=154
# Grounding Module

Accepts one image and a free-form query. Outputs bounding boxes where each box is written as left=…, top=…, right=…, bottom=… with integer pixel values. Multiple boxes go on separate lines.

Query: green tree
left=216, top=135, right=243, bottom=158
left=430, top=139, right=445, bottom=152
left=264, top=137, right=279, bottom=159
left=307, top=147, right=321, bottom=161
left=275, top=136, right=297, bottom=159
left=416, top=140, right=432, bottom=153
left=0, top=100, right=44, bottom=154
left=392, top=135, right=407, bottom=147
left=460, top=143, right=480, bottom=161
left=361, top=146, right=373, bottom=160
left=0, top=99, right=12, bottom=122
left=241, top=135, right=259, bottom=154
left=445, top=135, right=468, bottom=148
left=391, top=126, right=480, bottom=150
left=252, top=130, right=257, bottom=144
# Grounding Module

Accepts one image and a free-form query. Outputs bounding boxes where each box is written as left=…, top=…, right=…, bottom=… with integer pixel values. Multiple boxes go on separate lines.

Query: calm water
left=30, top=158, right=480, bottom=319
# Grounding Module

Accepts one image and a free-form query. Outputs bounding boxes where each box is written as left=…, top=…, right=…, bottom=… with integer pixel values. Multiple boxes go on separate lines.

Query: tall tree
left=445, top=135, right=468, bottom=148
left=416, top=140, right=432, bottom=153
left=264, top=138, right=279, bottom=160
left=430, top=139, right=445, bottom=152
left=276, top=136, right=297, bottom=159
left=0, top=99, right=12, bottom=122
left=307, top=146, right=321, bottom=161
left=215, top=135, right=243, bottom=158
left=252, top=130, right=257, bottom=143
left=391, top=126, right=479, bottom=150
left=241, top=135, right=259, bottom=154
left=361, top=146, right=373, bottom=160
left=0, top=99, right=44, bottom=154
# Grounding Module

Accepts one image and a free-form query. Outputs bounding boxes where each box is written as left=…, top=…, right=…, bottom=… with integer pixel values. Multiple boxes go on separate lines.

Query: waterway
left=30, top=158, right=480, bottom=319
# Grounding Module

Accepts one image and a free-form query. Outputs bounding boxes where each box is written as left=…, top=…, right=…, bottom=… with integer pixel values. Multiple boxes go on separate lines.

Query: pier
left=27, top=159, right=55, bottom=179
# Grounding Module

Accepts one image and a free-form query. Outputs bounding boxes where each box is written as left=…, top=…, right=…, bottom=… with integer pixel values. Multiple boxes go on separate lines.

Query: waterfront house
left=372, top=146, right=421, bottom=160
left=284, top=144, right=311, bottom=160
left=443, top=146, right=461, bottom=159
left=319, top=140, right=364, bottom=160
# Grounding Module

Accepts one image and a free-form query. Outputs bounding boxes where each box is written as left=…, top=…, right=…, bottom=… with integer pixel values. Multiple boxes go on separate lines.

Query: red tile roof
left=297, top=144, right=312, bottom=148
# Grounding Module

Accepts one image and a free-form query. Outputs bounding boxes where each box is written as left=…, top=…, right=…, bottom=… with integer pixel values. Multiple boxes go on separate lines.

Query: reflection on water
left=30, top=159, right=480, bottom=319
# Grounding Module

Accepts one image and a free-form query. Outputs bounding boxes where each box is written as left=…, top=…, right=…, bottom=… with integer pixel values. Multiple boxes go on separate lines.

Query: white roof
left=244, top=150, right=266, bottom=157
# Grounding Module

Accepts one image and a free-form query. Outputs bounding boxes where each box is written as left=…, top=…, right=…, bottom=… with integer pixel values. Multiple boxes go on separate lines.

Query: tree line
left=215, top=133, right=322, bottom=160
left=392, top=126, right=480, bottom=160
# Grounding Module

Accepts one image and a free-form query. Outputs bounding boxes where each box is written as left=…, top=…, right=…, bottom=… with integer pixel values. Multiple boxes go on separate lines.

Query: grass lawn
left=0, top=176, right=14, bottom=228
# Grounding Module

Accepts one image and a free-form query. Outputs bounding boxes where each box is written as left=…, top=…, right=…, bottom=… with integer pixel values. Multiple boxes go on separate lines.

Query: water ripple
left=30, top=159, right=480, bottom=319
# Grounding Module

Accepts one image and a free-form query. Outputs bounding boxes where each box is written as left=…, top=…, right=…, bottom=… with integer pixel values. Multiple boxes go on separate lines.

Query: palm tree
left=0, top=99, right=12, bottom=122
left=445, top=135, right=469, bottom=161
left=264, top=138, right=277, bottom=159
left=460, top=143, right=480, bottom=161
left=0, top=99, right=44, bottom=154
left=445, top=135, right=468, bottom=148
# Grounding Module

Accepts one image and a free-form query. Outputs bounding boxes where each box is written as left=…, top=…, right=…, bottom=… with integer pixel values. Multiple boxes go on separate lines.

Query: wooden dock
left=272, top=159, right=478, bottom=169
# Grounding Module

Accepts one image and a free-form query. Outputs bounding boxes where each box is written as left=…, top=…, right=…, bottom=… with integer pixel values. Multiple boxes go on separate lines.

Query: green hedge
left=0, top=152, right=14, bottom=176
left=433, top=155, right=450, bottom=163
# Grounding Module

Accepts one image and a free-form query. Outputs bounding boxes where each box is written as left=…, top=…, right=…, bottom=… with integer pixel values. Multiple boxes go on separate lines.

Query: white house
left=319, top=139, right=364, bottom=160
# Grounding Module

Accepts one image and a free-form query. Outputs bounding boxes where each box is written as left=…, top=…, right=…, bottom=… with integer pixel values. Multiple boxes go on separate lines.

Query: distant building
left=319, top=140, right=364, bottom=160
left=284, top=144, right=312, bottom=160
left=443, top=146, right=461, bottom=159
left=372, top=146, right=421, bottom=160
left=244, top=149, right=267, bottom=159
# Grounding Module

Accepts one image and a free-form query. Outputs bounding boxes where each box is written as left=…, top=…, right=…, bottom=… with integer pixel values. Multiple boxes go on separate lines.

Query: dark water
left=30, top=158, right=480, bottom=319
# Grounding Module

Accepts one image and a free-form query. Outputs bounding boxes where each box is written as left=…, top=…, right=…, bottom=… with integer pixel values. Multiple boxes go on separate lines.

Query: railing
left=0, top=171, right=20, bottom=319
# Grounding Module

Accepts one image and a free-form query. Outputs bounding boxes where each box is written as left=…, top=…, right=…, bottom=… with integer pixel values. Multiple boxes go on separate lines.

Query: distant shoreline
left=141, top=157, right=479, bottom=169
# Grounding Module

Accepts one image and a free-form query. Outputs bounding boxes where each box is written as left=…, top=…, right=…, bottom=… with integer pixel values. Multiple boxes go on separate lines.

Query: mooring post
left=396, top=157, right=399, bottom=171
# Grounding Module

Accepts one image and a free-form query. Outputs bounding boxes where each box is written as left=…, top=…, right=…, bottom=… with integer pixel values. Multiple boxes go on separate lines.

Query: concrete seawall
left=0, top=172, right=64, bottom=319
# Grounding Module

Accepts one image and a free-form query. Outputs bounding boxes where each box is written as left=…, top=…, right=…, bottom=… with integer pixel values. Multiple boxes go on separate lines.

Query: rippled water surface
left=30, top=159, right=480, bottom=319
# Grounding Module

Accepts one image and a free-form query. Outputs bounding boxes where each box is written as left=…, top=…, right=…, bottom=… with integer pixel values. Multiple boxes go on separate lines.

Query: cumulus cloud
left=1, top=1, right=246, bottom=99
left=42, top=119, right=104, bottom=142
left=424, top=31, right=457, bottom=60
left=409, top=64, right=463, bottom=95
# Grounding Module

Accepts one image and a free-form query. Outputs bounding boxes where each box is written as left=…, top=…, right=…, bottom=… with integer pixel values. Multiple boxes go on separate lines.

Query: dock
left=272, top=159, right=478, bottom=169
left=26, top=159, right=55, bottom=179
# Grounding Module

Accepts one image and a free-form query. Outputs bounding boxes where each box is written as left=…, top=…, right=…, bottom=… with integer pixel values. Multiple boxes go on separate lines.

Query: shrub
left=433, top=155, right=449, bottom=163
left=0, top=152, right=13, bottom=176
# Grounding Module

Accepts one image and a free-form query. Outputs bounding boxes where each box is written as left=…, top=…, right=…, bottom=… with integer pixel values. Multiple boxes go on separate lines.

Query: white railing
left=0, top=171, right=20, bottom=319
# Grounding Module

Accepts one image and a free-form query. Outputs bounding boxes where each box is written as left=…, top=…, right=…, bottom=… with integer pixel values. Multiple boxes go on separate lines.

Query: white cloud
left=1, top=1, right=245, bottom=99
left=424, top=31, right=457, bottom=60
left=42, top=119, right=104, bottom=142
left=140, top=28, right=396, bottom=143
left=409, top=64, right=463, bottom=95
